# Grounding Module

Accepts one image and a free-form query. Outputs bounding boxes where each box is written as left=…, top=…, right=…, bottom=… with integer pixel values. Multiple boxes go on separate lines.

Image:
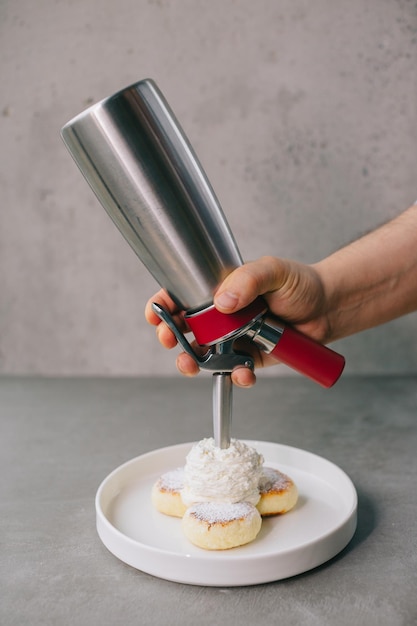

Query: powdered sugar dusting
left=258, top=467, right=291, bottom=494
left=188, top=501, right=257, bottom=524
left=158, top=468, right=184, bottom=493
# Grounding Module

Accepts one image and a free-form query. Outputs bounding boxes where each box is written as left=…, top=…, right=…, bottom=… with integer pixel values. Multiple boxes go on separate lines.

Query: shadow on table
left=344, top=485, right=376, bottom=551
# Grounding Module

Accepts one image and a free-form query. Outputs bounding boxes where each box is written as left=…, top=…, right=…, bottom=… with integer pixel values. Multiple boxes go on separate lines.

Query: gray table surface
left=1, top=375, right=417, bottom=626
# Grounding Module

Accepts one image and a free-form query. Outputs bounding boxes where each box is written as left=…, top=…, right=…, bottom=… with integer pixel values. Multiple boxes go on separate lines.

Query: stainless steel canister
left=61, top=79, right=242, bottom=312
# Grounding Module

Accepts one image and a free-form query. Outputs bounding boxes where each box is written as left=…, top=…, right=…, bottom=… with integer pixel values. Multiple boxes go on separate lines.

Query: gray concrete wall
left=1, top=0, right=416, bottom=377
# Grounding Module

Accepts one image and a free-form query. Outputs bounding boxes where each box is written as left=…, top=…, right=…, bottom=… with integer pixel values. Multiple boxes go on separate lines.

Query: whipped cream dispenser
left=61, top=79, right=345, bottom=449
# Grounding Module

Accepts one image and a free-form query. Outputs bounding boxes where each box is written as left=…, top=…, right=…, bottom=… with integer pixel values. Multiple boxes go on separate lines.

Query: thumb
left=214, top=257, right=288, bottom=313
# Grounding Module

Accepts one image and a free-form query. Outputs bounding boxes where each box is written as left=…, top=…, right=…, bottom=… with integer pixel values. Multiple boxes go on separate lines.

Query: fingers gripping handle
left=266, top=322, right=345, bottom=388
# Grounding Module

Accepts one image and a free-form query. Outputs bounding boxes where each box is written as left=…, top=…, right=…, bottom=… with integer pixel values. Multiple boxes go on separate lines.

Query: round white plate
left=96, top=441, right=357, bottom=586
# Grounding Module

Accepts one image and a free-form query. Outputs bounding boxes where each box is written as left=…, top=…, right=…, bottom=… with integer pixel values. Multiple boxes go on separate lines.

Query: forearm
left=314, top=205, right=417, bottom=341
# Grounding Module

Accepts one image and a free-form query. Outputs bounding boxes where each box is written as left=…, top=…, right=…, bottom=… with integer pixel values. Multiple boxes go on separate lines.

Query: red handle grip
left=271, top=325, right=345, bottom=388
left=184, top=298, right=345, bottom=388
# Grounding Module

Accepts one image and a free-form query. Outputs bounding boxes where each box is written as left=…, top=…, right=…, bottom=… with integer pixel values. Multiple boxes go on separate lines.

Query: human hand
left=145, top=256, right=330, bottom=388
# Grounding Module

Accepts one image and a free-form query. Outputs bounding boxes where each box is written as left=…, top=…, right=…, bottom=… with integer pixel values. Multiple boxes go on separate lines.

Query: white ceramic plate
left=96, top=441, right=357, bottom=586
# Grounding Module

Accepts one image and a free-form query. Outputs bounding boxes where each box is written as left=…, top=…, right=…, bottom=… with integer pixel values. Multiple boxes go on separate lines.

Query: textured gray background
left=1, top=0, right=416, bottom=376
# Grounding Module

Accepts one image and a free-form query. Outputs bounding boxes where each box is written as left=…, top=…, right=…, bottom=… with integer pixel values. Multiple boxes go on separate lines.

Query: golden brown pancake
left=182, top=501, right=262, bottom=550
left=151, top=468, right=186, bottom=518
left=256, top=466, right=298, bottom=516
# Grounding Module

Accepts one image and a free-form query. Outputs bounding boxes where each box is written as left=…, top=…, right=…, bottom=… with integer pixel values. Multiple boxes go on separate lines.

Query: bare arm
left=314, top=204, right=417, bottom=341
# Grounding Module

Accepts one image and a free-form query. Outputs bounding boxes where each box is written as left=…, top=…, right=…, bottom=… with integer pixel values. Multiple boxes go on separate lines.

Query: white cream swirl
left=181, top=438, right=263, bottom=506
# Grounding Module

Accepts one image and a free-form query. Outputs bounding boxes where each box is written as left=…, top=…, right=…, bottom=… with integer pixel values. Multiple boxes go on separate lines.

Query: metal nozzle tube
left=212, top=373, right=232, bottom=449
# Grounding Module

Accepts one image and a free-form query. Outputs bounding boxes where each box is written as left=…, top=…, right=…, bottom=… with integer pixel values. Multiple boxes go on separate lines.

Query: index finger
left=144, top=289, right=179, bottom=326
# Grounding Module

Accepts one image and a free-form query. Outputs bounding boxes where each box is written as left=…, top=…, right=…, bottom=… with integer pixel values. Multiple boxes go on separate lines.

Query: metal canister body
left=61, top=79, right=242, bottom=311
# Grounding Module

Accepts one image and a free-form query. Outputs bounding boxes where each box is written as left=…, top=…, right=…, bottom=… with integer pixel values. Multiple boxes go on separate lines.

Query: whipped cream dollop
left=181, top=438, right=264, bottom=507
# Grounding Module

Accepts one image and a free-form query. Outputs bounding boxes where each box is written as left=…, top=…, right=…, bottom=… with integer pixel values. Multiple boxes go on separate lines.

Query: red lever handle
left=185, top=299, right=345, bottom=388
left=270, top=323, right=345, bottom=388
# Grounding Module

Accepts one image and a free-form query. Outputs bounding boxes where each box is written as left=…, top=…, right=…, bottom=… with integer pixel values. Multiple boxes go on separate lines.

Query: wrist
left=311, top=258, right=348, bottom=343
